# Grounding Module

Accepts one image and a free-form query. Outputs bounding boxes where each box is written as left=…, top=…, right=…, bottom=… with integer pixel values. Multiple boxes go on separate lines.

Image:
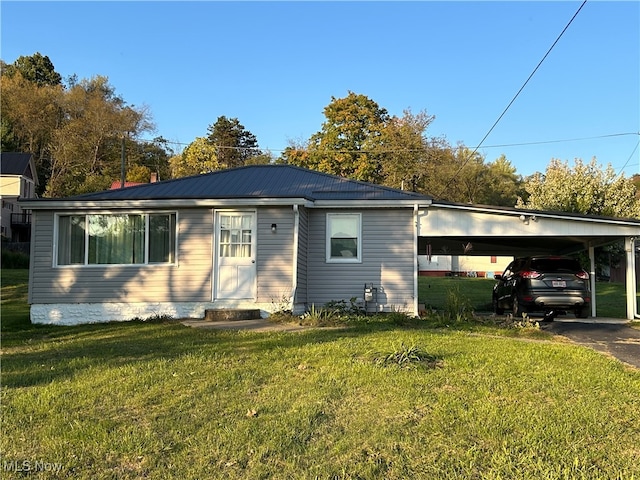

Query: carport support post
left=625, top=237, right=637, bottom=320
left=589, top=246, right=597, bottom=317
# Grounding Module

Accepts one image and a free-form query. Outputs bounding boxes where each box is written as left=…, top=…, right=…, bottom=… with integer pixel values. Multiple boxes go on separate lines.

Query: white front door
left=216, top=211, right=256, bottom=299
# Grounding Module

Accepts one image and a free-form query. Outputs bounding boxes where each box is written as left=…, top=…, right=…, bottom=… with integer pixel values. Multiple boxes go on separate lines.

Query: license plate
left=552, top=280, right=566, bottom=288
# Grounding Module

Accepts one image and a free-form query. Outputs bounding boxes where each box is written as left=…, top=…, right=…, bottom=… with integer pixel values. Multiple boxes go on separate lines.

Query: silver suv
left=493, top=256, right=591, bottom=321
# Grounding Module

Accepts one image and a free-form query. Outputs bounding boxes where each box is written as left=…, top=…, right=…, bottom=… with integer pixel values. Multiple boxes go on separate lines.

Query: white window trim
left=53, top=211, right=179, bottom=268
left=326, top=212, right=362, bottom=263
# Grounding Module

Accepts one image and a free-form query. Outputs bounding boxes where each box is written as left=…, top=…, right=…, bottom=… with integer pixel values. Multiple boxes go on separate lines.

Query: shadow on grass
left=4, top=317, right=430, bottom=389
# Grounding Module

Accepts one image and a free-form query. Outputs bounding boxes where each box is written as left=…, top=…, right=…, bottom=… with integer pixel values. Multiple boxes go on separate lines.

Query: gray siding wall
left=29, top=205, right=415, bottom=312
left=295, top=206, right=309, bottom=305
left=307, top=208, right=415, bottom=310
left=256, top=207, right=295, bottom=304
left=29, top=209, right=213, bottom=304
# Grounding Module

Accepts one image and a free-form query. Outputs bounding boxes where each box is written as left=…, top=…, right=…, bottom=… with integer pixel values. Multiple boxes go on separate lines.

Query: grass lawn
left=2, top=270, right=639, bottom=479
left=418, top=276, right=631, bottom=319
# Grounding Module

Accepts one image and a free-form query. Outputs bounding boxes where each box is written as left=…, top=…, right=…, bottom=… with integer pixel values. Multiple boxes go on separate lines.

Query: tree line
left=2, top=53, right=638, bottom=222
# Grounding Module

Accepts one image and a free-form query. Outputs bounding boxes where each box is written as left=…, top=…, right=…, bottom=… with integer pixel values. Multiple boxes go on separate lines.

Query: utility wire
left=435, top=0, right=588, bottom=199
left=140, top=130, right=636, bottom=155
left=480, top=132, right=639, bottom=149
left=616, top=139, right=640, bottom=177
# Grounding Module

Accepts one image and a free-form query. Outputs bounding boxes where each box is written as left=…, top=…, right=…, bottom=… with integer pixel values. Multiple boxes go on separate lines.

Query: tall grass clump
left=444, top=283, right=473, bottom=320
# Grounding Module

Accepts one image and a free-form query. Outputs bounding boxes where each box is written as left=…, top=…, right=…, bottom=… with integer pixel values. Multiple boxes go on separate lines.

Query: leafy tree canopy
left=2, top=53, right=173, bottom=197
left=284, top=92, right=389, bottom=182
left=517, top=158, right=640, bottom=219
left=280, top=92, right=522, bottom=206
left=170, top=137, right=219, bottom=177
left=1, top=52, right=62, bottom=86
left=206, top=116, right=261, bottom=169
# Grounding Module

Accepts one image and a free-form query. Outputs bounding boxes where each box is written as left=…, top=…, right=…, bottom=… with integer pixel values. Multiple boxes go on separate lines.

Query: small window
left=326, top=213, right=361, bottom=262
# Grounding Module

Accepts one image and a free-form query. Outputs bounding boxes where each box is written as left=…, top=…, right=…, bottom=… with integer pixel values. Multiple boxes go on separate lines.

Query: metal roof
left=31, top=165, right=431, bottom=204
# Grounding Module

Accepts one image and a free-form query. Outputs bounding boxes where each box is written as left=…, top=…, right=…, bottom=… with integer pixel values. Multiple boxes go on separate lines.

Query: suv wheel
left=493, top=295, right=504, bottom=315
left=512, top=298, right=525, bottom=319
left=576, top=306, right=589, bottom=319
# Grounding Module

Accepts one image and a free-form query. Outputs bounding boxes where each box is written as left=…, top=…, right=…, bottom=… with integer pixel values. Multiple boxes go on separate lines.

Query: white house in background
left=1, top=152, right=38, bottom=242
left=418, top=255, right=513, bottom=278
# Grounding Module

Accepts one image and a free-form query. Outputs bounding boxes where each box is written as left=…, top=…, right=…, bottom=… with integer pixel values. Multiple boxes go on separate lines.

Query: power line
left=435, top=0, right=588, bottom=198
left=616, top=139, right=640, bottom=177
left=480, top=132, right=639, bottom=149
left=140, top=130, right=636, bottom=155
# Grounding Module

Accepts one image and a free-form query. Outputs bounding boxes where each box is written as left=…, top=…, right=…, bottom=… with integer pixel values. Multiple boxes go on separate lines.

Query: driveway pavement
left=543, top=318, right=640, bottom=369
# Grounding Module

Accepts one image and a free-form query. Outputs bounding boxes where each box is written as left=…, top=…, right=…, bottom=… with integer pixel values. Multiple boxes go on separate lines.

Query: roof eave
left=19, top=197, right=314, bottom=210
left=430, top=201, right=640, bottom=226
left=312, top=199, right=432, bottom=208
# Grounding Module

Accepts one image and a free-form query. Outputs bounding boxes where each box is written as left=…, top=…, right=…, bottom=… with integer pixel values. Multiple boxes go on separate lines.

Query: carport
left=417, top=202, right=640, bottom=320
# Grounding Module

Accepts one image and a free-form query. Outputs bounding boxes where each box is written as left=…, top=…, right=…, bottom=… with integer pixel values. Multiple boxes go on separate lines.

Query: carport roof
left=420, top=201, right=640, bottom=256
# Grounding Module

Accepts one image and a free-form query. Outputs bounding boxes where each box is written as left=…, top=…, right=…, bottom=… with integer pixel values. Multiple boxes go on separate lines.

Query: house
left=0, top=152, right=38, bottom=242
left=22, top=165, right=430, bottom=324
left=20, top=164, right=640, bottom=324
left=418, top=254, right=513, bottom=278
left=109, top=172, right=159, bottom=190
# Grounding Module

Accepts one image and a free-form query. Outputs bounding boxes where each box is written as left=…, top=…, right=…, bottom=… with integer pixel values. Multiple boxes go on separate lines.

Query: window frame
left=54, top=211, right=178, bottom=267
left=325, top=212, right=362, bottom=263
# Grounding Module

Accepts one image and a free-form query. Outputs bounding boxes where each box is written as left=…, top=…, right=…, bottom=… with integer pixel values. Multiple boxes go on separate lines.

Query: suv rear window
left=530, top=258, right=581, bottom=272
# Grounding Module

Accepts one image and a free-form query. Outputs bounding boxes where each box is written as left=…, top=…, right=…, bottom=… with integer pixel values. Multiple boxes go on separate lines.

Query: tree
left=206, top=116, right=261, bottom=168
left=46, top=76, right=153, bottom=197
left=0, top=70, right=63, bottom=191
left=127, top=137, right=173, bottom=182
left=2, top=52, right=62, bottom=86
left=279, top=93, right=522, bottom=205
left=378, top=109, right=436, bottom=190
left=170, top=137, right=219, bottom=177
left=517, top=158, right=639, bottom=277
left=517, top=158, right=640, bottom=218
left=476, top=154, right=523, bottom=206
left=284, top=92, right=390, bottom=183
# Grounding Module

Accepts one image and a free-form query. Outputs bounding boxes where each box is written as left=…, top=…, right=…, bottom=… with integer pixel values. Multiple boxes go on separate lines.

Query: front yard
left=1, top=270, right=639, bottom=479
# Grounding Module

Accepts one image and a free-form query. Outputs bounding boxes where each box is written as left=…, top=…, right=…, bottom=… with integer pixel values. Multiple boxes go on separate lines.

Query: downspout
left=413, top=204, right=419, bottom=317
left=624, top=237, right=638, bottom=320
left=588, top=245, right=597, bottom=317
left=291, top=204, right=300, bottom=313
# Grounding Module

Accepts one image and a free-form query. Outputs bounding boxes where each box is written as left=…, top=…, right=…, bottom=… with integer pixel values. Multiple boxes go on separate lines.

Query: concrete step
left=204, top=308, right=262, bottom=322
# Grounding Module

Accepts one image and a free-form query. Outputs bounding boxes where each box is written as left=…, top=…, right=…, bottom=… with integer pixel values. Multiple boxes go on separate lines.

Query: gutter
left=431, top=202, right=640, bottom=227
left=19, top=198, right=314, bottom=210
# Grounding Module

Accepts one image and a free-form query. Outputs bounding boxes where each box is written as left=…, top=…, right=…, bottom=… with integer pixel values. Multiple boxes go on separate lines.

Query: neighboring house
left=22, top=165, right=430, bottom=324
left=109, top=172, right=159, bottom=190
left=0, top=152, right=38, bottom=242
left=418, top=254, right=512, bottom=278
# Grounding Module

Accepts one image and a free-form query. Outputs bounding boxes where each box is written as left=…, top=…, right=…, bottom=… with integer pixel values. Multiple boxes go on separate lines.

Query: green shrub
left=1, top=249, right=29, bottom=269
left=324, top=297, right=363, bottom=316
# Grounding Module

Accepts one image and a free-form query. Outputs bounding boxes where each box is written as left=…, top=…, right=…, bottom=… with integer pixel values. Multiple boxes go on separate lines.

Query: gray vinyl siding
left=29, top=209, right=213, bottom=304
left=256, top=207, right=295, bottom=304
left=307, top=208, right=415, bottom=309
left=295, top=206, right=309, bottom=305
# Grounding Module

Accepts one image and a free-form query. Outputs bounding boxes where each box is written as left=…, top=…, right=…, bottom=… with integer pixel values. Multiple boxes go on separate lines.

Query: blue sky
left=2, top=1, right=639, bottom=177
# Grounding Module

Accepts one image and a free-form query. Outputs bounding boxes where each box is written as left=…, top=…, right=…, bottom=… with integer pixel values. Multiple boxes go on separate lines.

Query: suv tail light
left=521, top=270, right=541, bottom=279
left=576, top=271, right=589, bottom=280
